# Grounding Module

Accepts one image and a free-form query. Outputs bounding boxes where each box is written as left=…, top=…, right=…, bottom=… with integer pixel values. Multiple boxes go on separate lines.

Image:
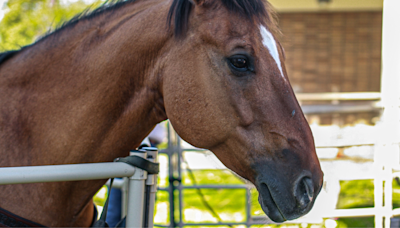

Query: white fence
left=0, top=149, right=159, bottom=228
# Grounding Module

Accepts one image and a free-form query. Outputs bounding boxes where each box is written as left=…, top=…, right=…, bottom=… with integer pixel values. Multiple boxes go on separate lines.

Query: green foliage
left=182, top=169, right=245, bottom=186
left=163, top=173, right=400, bottom=227
left=154, top=191, right=170, bottom=225
left=0, top=0, right=103, bottom=51
left=336, top=217, right=374, bottom=228
left=392, top=179, right=400, bottom=208
left=95, top=170, right=400, bottom=227
left=182, top=188, right=247, bottom=222
left=335, top=179, right=400, bottom=227
left=93, top=185, right=107, bottom=207
left=337, top=180, right=375, bottom=209
left=336, top=180, right=375, bottom=227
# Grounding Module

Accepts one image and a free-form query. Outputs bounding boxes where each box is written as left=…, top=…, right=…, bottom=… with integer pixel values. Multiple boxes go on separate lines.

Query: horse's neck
left=0, top=0, right=169, bottom=226
left=0, top=0, right=169, bottom=165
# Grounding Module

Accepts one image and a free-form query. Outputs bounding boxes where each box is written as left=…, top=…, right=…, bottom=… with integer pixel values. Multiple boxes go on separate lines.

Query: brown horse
left=0, top=0, right=323, bottom=226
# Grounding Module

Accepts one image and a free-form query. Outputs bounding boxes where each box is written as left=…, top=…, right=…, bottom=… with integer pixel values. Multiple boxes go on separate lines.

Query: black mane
left=39, top=0, right=137, bottom=42
left=168, top=0, right=274, bottom=37
left=0, top=0, right=137, bottom=62
left=0, top=50, right=19, bottom=65
left=0, top=0, right=276, bottom=62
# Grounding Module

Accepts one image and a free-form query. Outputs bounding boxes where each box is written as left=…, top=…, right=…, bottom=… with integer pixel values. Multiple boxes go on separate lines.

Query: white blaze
left=260, top=25, right=284, bottom=78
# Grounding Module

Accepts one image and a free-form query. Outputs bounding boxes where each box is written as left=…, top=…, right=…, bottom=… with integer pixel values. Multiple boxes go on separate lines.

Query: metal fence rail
left=0, top=150, right=159, bottom=228
left=0, top=162, right=136, bottom=184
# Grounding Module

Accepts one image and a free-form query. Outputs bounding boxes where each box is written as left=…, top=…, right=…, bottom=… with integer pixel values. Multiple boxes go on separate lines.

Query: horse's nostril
left=303, top=177, right=314, bottom=199
left=295, top=177, right=314, bottom=209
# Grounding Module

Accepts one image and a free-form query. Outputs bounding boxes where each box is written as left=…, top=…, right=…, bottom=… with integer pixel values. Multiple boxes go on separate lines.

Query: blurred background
left=1, top=0, right=397, bottom=227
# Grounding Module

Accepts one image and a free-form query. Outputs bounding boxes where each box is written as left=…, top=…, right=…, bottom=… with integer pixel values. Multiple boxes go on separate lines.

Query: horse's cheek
left=163, top=97, right=228, bottom=149
left=162, top=80, right=230, bottom=149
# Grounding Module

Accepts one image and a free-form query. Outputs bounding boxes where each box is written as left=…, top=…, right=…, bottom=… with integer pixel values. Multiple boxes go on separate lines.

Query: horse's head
left=162, top=0, right=323, bottom=222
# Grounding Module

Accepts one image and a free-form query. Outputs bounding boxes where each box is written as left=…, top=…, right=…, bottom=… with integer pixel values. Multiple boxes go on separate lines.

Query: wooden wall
left=277, top=12, right=383, bottom=125
left=279, top=12, right=382, bottom=93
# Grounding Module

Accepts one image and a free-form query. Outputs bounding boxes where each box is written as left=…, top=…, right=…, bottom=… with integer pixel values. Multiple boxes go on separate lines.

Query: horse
left=0, top=0, right=323, bottom=226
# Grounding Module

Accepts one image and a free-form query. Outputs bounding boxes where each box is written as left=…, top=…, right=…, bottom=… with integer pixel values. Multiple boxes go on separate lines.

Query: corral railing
left=0, top=149, right=159, bottom=228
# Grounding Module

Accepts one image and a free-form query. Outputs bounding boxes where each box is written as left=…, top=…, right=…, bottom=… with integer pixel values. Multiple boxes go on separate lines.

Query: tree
left=0, top=0, right=103, bottom=51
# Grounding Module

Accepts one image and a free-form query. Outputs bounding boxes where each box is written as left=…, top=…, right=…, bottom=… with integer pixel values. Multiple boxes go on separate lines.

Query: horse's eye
left=230, top=57, right=247, bottom=69
left=228, top=54, right=253, bottom=74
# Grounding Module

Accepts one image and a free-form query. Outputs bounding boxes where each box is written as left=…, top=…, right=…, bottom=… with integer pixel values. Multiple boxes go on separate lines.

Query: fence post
left=142, top=147, right=159, bottom=228
left=125, top=150, right=147, bottom=228
left=379, top=1, right=400, bottom=227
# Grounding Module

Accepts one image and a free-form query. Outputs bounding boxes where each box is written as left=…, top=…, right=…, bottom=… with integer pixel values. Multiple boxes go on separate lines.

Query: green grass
left=94, top=171, right=400, bottom=227
left=335, top=179, right=400, bottom=227
left=337, top=180, right=375, bottom=209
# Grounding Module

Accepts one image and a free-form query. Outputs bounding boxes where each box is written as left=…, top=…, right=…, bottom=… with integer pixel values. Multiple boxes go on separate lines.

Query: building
left=271, top=0, right=383, bottom=125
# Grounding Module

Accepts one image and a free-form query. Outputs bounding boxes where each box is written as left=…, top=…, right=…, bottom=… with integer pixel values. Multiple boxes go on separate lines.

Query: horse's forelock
left=221, top=0, right=268, bottom=19
left=167, top=0, right=193, bottom=38
left=167, top=0, right=278, bottom=38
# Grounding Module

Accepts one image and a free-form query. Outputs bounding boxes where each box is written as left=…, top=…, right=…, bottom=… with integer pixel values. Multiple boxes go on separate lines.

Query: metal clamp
left=114, top=150, right=159, bottom=175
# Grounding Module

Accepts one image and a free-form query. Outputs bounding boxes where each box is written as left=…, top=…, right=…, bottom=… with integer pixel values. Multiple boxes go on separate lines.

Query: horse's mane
left=167, top=0, right=278, bottom=37
left=0, top=0, right=137, bottom=64
left=58, top=0, right=277, bottom=39
left=0, top=0, right=278, bottom=63
left=0, top=50, right=19, bottom=65
left=38, top=0, right=137, bottom=43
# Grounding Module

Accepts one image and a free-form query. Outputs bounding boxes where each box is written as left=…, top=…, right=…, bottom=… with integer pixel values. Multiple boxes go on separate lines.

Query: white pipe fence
left=0, top=163, right=135, bottom=185
left=0, top=149, right=158, bottom=228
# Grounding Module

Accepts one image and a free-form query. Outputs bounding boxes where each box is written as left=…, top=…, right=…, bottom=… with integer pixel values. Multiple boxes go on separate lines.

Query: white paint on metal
left=0, top=162, right=136, bottom=185
left=378, top=0, right=400, bottom=228
left=125, top=150, right=147, bottom=228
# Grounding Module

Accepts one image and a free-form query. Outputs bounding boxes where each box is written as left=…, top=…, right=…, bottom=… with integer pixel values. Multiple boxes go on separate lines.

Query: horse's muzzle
left=255, top=171, right=322, bottom=222
left=257, top=182, right=286, bottom=222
